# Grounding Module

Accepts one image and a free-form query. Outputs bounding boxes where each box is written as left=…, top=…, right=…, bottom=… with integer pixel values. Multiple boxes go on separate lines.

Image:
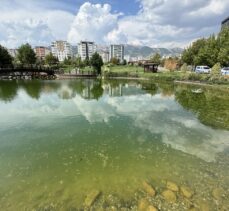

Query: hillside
left=124, top=45, right=183, bottom=58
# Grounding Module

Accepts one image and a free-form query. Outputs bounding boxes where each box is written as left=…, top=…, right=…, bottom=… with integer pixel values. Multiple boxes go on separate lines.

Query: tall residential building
left=7, top=49, right=18, bottom=58
left=34, top=46, right=50, bottom=60
left=78, top=41, right=96, bottom=60
left=109, top=44, right=124, bottom=63
left=222, top=16, right=229, bottom=29
left=71, top=46, right=78, bottom=58
left=51, top=41, right=72, bottom=62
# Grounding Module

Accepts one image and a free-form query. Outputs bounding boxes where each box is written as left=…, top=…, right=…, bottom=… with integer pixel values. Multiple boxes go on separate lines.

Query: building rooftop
left=222, top=16, right=229, bottom=24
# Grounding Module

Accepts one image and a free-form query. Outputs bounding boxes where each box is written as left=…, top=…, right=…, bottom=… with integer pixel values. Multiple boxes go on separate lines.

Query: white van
left=221, top=67, right=229, bottom=75
left=195, top=66, right=211, bottom=74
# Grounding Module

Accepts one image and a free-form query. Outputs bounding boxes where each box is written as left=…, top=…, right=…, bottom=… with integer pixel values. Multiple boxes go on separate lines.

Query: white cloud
left=104, top=0, right=229, bottom=47
left=0, top=0, right=229, bottom=48
left=67, top=2, right=124, bottom=44
left=0, top=2, right=74, bottom=48
left=1, top=82, right=229, bottom=162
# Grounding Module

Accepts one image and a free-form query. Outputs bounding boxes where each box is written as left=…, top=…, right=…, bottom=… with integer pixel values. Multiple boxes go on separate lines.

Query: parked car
left=221, top=67, right=229, bottom=75
left=195, top=66, right=211, bottom=74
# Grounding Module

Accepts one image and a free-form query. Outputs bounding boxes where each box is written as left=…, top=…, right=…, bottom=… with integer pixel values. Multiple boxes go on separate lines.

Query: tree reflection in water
left=0, top=79, right=228, bottom=130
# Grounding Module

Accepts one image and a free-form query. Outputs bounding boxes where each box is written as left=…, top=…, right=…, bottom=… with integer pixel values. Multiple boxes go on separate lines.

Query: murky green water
left=0, top=79, right=228, bottom=211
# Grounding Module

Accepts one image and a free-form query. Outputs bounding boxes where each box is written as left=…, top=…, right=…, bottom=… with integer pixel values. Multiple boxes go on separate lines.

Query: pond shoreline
left=104, top=76, right=229, bottom=89
left=1, top=74, right=229, bottom=89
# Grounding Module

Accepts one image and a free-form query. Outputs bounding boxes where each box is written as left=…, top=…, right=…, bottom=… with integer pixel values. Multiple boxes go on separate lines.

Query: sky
left=0, top=0, right=228, bottom=48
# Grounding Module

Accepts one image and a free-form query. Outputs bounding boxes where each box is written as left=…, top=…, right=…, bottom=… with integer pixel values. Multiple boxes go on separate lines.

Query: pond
left=0, top=79, right=228, bottom=210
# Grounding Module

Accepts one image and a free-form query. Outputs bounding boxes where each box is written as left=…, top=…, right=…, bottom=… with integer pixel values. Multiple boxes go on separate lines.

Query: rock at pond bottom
left=189, top=208, right=198, bottom=211
left=142, top=181, right=156, bottom=197
left=147, top=205, right=158, bottom=211
left=199, top=202, right=210, bottom=211
left=138, top=198, right=149, bottom=211
left=180, top=186, right=194, bottom=199
left=212, top=188, right=224, bottom=200
left=162, top=190, right=177, bottom=203
left=84, top=190, right=101, bottom=207
left=166, top=181, right=179, bottom=192
left=138, top=199, right=158, bottom=211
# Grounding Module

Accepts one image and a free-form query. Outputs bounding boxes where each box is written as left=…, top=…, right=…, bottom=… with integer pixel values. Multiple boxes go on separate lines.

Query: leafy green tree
left=0, top=45, right=12, bottom=67
left=90, top=52, right=104, bottom=75
left=180, top=63, right=189, bottom=72
left=17, top=43, right=36, bottom=65
left=110, top=57, right=120, bottom=65
left=45, top=53, right=58, bottom=66
left=211, top=63, right=221, bottom=76
left=74, top=56, right=84, bottom=68
left=182, top=28, right=229, bottom=67
left=217, top=27, right=229, bottom=66
left=182, top=38, right=206, bottom=66
left=84, top=57, right=90, bottom=66
left=122, top=59, right=127, bottom=65
left=150, top=53, right=161, bottom=64
left=63, top=57, right=72, bottom=65
left=194, top=35, right=219, bottom=67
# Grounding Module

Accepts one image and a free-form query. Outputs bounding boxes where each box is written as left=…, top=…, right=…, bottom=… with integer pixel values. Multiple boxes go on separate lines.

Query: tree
left=182, top=38, right=207, bottom=66
left=90, top=52, right=104, bottom=75
left=45, top=53, right=59, bottom=66
left=217, top=27, right=229, bottom=66
left=110, top=57, right=120, bottom=65
left=17, top=43, right=36, bottom=65
left=84, top=57, right=90, bottom=66
left=150, top=53, right=161, bottom=64
left=182, top=27, right=229, bottom=67
left=0, top=45, right=12, bottom=67
left=194, top=35, right=219, bottom=67
left=122, top=59, right=127, bottom=65
left=180, top=63, right=189, bottom=72
left=63, top=57, right=72, bottom=65
left=211, top=63, right=221, bottom=76
left=74, top=56, right=84, bottom=68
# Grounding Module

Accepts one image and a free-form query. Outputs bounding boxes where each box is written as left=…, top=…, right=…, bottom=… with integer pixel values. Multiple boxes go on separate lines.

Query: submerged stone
left=180, top=186, right=194, bottom=199
left=212, top=188, right=224, bottom=200
left=142, top=181, right=156, bottom=197
left=166, top=181, right=179, bottom=192
left=84, top=190, right=101, bottom=207
left=189, top=208, right=198, bottom=211
left=147, top=205, right=158, bottom=211
left=199, top=202, right=210, bottom=211
left=138, top=199, right=157, bottom=211
left=138, top=198, right=149, bottom=211
left=162, top=190, right=177, bottom=203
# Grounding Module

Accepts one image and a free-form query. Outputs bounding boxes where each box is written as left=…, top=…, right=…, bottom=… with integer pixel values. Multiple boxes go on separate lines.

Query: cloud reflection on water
left=0, top=80, right=229, bottom=162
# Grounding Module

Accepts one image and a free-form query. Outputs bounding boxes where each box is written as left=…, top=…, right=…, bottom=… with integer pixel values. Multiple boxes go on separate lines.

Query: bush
left=180, top=63, right=189, bottom=72
left=188, top=73, right=202, bottom=81
left=211, top=63, right=221, bottom=76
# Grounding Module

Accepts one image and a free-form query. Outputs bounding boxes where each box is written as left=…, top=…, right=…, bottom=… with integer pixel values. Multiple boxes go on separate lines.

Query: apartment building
left=109, top=44, right=124, bottom=63
left=34, top=46, right=50, bottom=60
left=78, top=41, right=96, bottom=60
left=51, top=41, right=72, bottom=62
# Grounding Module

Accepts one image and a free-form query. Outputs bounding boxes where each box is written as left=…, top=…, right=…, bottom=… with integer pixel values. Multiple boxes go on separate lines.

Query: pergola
left=143, top=63, right=159, bottom=73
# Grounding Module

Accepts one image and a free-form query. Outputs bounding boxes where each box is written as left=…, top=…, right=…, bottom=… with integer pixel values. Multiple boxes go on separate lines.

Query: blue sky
left=48, top=0, right=141, bottom=15
left=0, top=0, right=228, bottom=48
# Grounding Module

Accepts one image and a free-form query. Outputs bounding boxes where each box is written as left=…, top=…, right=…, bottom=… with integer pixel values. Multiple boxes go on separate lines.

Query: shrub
left=211, top=63, right=221, bottom=76
left=188, top=73, right=202, bottom=81
left=180, top=63, right=189, bottom=72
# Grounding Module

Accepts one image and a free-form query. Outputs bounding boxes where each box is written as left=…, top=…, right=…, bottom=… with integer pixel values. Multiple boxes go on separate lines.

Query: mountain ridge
left=124, top=44, right=183, bottom=58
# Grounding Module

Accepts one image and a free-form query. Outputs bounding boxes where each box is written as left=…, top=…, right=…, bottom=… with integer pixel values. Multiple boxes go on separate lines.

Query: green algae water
left=0, top=79, right=228, bottom=211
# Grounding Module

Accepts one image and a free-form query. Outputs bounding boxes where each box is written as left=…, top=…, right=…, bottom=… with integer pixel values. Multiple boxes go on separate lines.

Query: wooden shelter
left=143, top=63, right=158, bottom=73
